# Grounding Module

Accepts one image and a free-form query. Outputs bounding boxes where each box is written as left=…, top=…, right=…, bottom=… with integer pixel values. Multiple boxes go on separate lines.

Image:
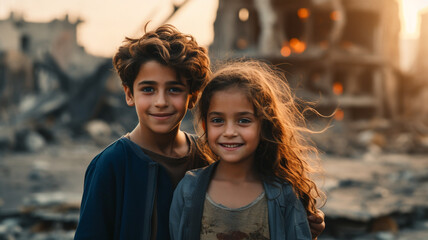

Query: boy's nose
left=154, top=92, right=168, bottom=107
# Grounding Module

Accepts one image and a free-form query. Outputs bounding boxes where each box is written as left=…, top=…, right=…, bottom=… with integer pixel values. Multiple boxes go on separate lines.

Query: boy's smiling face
left=124, top=60, right=193, bottom=135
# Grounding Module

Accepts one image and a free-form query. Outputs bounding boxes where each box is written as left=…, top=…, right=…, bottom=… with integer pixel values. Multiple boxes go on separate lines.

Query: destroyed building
left=0, top=13, right=124, bottom=150
left=210, top=0, right=402, bottom=122
left=415, top=9, right=428, bottom=78
left=405, top=8, right=428, bottom=132
left=0, top=12, right=106, bottom=79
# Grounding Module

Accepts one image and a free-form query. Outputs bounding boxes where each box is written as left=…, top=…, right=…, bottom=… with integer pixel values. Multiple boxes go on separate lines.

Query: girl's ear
left=202, top=121, right=206, bottom=132
left=123, top=85, right=135, bottom=106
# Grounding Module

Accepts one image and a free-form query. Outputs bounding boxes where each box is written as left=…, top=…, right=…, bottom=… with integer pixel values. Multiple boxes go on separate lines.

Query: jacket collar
left=263, top=180, right=282, bottom=200
left=186, top=161, right=283, bottom=240
left=192, top=161, right=283, bottom=200
left=187, top=161, right=218, bottom=240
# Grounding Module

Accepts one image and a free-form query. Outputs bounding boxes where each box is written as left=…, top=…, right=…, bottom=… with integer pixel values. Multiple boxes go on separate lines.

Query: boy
left=74, top=24, right=325, bottom=240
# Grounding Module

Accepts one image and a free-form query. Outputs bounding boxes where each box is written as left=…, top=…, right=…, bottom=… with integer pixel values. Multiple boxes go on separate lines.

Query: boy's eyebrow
left=208, top=112, right=222, bottom=116
left=137, top=80, right=186, bottom=86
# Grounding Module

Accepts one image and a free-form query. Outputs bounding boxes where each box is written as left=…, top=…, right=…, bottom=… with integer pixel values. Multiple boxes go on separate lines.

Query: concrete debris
left=320, top=154, right=428, bottom=239
left=84, top=120, right=112, bottom=146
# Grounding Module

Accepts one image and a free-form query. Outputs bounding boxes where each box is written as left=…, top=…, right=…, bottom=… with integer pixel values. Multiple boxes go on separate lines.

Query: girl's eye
left=210, top=118, right=224, bottom=123
left=142, top=87, right=154, bottom=93
left=238, top=118, right=251, bottom=124
left=169, top=87, right=183, bottom=93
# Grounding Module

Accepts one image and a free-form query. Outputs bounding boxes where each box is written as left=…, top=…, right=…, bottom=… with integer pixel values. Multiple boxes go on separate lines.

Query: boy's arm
left=74, top=158, right=117, bottom=240
left=308, top=209, right=325, bottom=240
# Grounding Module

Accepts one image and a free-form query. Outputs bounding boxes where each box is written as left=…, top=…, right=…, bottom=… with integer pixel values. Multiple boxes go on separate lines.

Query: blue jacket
left=170, top=162, right=312, bottom=240
left=74, top=137, right=174, bottom=240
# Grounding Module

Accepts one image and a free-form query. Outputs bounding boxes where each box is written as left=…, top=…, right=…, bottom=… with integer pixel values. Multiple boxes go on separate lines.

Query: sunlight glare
left=400, top=0, right=428, bottom=38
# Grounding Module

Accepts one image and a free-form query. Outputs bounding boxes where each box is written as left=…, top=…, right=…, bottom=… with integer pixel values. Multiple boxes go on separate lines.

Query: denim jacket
left=169, top=161, right=312, bottom=240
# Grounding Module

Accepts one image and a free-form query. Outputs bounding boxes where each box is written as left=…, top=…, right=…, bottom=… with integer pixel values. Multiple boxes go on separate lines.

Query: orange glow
left=289, top=38, right=306, bottom=53
left=298, top=8, right=310, bottom=19
left=335, top=109, right=344, bottom=121
left=330, top=11, right=340, bottom=21
left=280, top=46, right=291, bottom=57
left=333, top=82, right=343, bottom=95
left=238, top=8, right=249, bottom=22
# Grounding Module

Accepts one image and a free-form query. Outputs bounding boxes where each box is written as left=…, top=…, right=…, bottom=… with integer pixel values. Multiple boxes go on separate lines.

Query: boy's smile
left=124, top=60, right=192, bottom=135
left=206, top=87, right=261, bottom=165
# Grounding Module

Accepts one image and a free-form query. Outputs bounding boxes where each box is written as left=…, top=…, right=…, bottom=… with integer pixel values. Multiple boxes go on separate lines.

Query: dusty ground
left=0, top=138, right=427, bottom=239
left=0, top=139, right=101, bottom=213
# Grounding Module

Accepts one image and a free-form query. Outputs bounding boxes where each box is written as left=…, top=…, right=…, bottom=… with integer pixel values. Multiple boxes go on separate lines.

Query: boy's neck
left=128, top=124, right=188, bottom=158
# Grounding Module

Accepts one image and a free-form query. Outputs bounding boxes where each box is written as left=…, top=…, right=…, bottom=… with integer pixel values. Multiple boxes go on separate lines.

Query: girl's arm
left=169, top=176, right=187, bottom=240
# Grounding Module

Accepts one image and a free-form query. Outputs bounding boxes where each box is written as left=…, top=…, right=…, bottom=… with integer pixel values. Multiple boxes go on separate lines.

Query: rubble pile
left=0, top=51, right=138, bottom=152
left=0, top=193, right=79, bottom=240
left=319, top=154, right=428, bottom=239
left=310, top=119, right=428, bottom=158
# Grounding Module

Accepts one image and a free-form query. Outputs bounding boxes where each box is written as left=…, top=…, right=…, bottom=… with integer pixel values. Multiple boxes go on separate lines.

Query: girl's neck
left=214, top=160, right=260, bottom=183
left=208, top=159, right=264, bottom=209
left=129, top=124, right=188, bottom=158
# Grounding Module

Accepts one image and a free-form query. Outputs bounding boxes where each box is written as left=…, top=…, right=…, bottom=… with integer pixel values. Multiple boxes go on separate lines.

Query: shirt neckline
left=205, top=192, right=266, bottom=212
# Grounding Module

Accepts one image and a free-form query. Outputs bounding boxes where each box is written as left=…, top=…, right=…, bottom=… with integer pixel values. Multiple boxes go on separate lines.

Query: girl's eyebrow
left=236, top=111, right=255, bottom=116
left=207, top=111, right=254, bottom=116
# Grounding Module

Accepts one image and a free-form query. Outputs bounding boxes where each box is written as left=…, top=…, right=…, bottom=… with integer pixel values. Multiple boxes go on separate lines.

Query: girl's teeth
left=224, top=144, right=239, bottom=148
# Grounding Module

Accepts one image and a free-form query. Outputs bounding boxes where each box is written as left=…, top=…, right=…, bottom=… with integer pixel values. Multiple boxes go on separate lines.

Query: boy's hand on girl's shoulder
left=308, top=209, right=325, bottom=240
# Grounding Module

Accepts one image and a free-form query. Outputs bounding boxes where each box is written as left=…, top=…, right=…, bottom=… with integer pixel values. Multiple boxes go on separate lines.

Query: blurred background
left=0, top=0, right=428, bottom=239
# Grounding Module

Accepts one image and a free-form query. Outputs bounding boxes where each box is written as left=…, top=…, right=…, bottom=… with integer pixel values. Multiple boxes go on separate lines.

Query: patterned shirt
left=201, top=192, right=270, bottom=240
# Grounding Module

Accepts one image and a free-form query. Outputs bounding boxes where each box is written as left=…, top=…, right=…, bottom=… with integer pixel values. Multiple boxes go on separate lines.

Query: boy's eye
left=210, top=118, right=224, bottom=123
left=141, top=87, right=154, bottom=93
left=238, top=118, right=251, bottom=124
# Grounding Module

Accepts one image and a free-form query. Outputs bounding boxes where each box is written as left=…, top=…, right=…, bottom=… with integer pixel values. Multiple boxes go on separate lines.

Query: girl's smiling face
left=206, top=87, right=261, bottom=165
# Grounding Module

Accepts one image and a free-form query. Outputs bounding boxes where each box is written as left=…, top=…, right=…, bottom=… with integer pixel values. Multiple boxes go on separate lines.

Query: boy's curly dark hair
left=112, top=24, right=211, bottom=98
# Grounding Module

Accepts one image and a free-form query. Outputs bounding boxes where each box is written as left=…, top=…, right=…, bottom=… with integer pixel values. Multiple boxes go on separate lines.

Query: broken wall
left=210, top=0, right=402, bottom=121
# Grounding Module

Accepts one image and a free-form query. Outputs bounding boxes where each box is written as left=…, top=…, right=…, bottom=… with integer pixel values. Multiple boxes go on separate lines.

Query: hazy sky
left=0, top=0, right=427, bottom=57
left=0, top=0, right=218, bottom=57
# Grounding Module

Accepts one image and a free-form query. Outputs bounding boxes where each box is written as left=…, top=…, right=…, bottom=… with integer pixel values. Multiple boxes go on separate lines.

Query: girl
left=170, top=60, right=325, bottom=240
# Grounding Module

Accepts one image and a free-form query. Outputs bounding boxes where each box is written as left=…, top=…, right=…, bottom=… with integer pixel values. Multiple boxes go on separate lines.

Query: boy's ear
left=123, top=85, right=135, bottom=106
left=187, top=92, right=198, bottom=109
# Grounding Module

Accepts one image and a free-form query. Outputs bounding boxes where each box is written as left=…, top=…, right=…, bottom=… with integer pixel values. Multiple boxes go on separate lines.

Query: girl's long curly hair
left=195, top=59, right=326, bottom=214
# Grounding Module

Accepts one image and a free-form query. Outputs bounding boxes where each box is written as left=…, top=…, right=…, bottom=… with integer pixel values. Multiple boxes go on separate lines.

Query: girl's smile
left=219, top=143, right=244, bottom=150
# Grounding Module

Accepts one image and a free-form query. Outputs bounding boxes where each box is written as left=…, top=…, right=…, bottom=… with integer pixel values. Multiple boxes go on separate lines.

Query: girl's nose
left=223, top=123, right=238, bottom=137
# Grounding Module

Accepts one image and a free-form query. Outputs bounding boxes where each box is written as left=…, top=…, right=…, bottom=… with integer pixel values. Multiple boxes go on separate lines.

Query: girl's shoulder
left=175, top=163, right=216, bottom=197
left=263, top=179, right=299, bottom=204
left=181, top=164, right=211, bottom=184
